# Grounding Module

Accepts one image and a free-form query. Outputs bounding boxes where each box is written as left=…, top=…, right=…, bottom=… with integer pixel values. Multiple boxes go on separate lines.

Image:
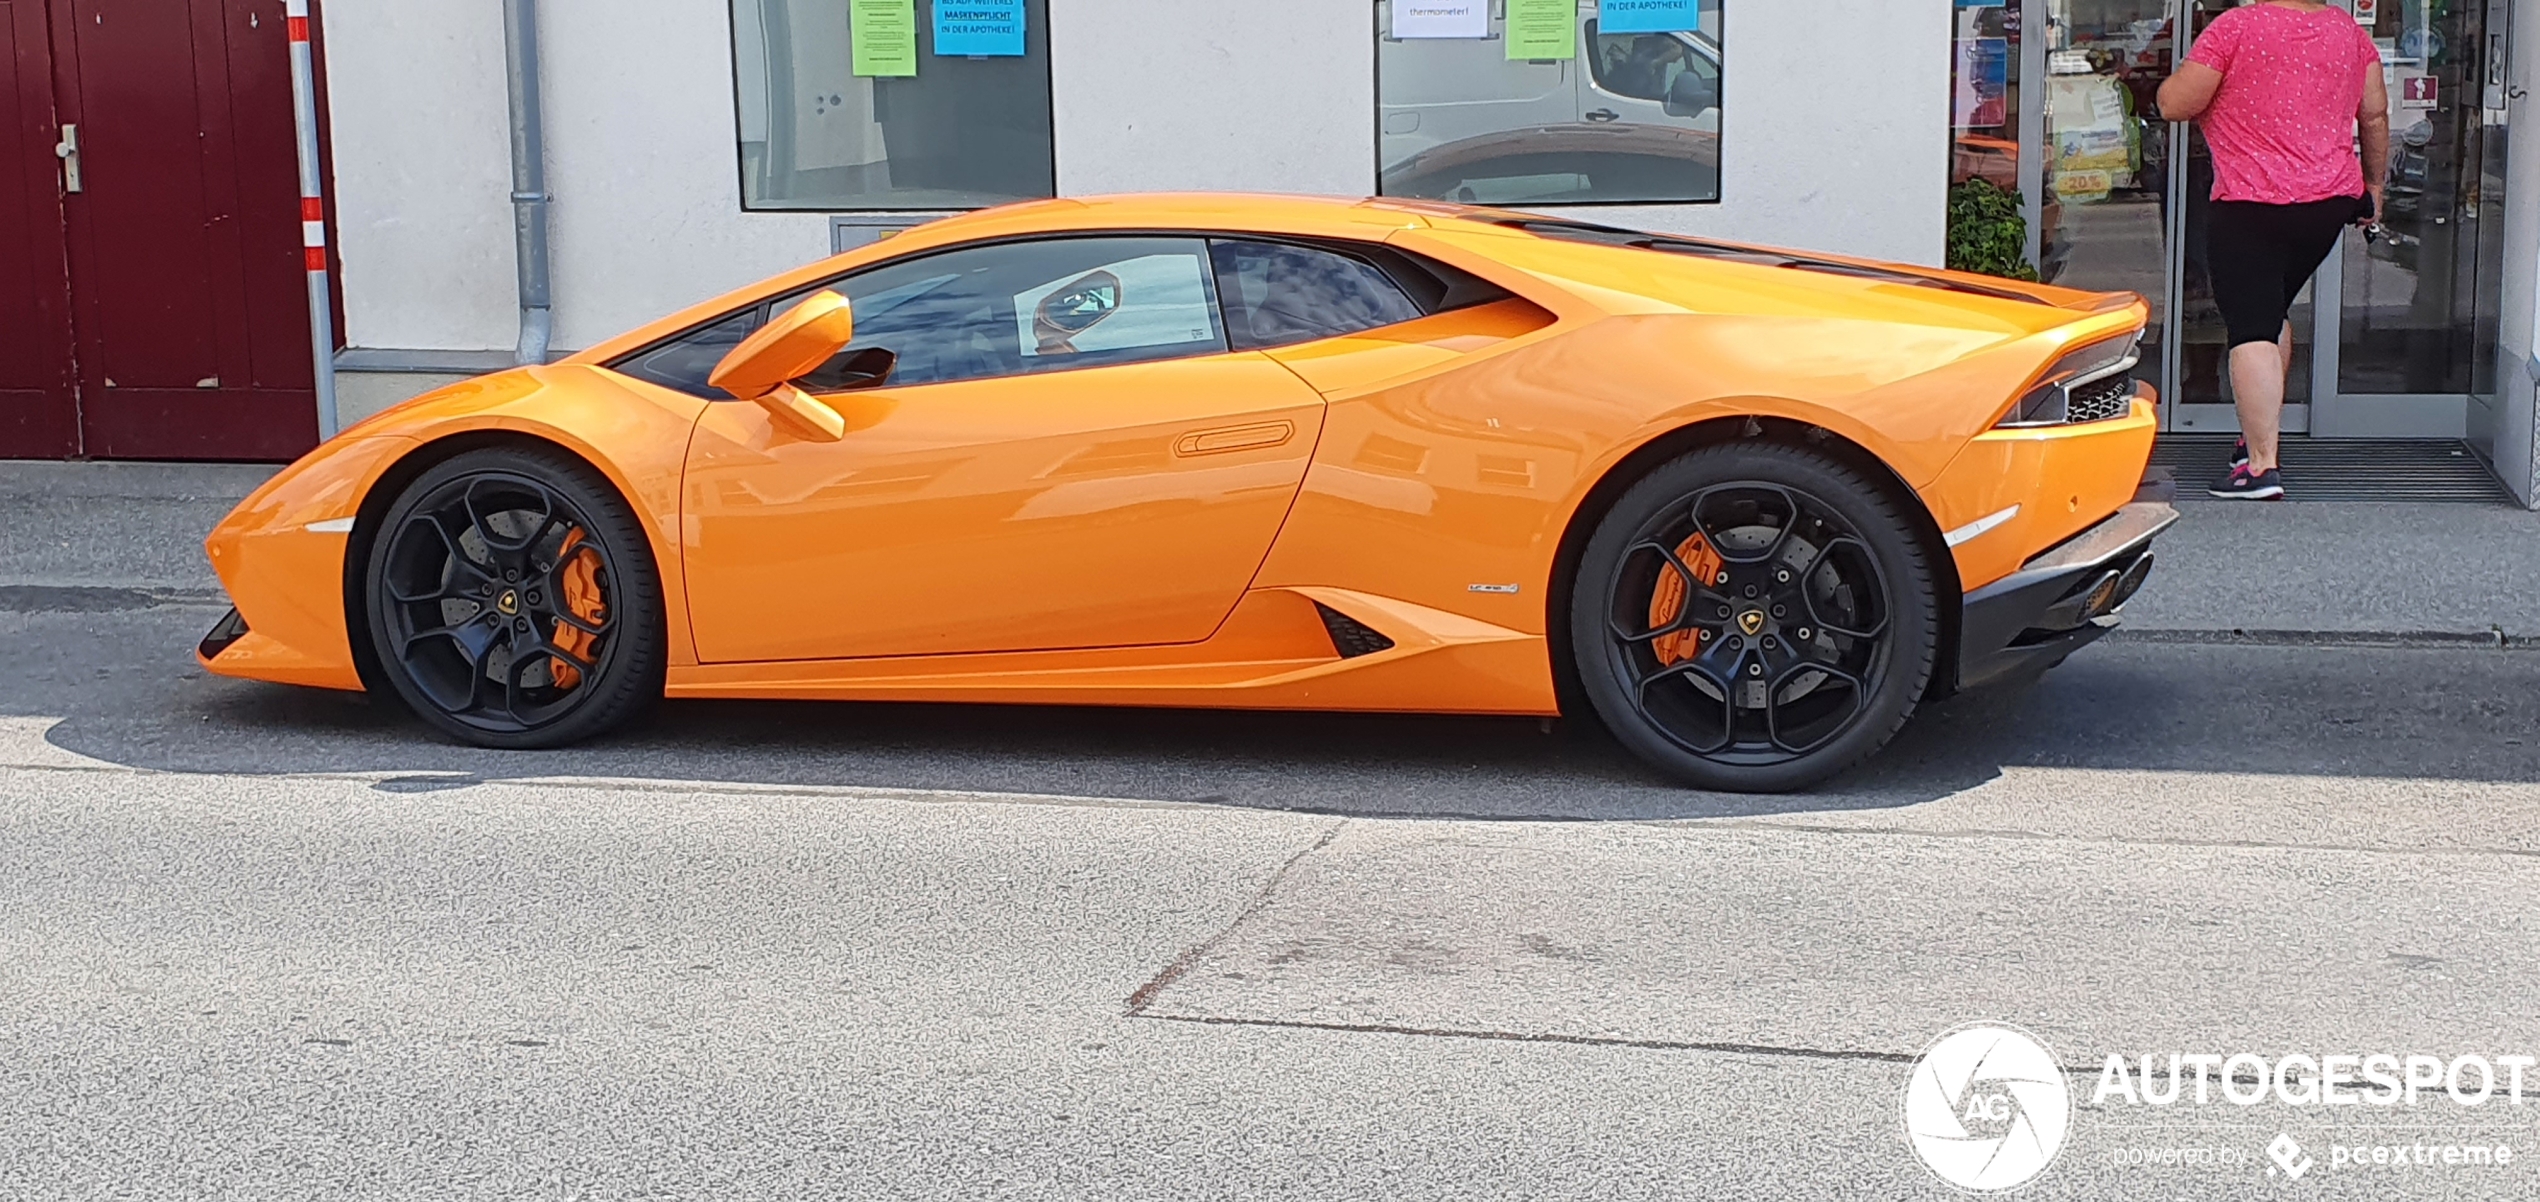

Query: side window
left=807, top=236, right=1226, bottom=389
left=1207, top=240, right=1426, bottom=351
left=607, top=237, right=1226, bottom=397
left=610, top=307, right=764, bottom=399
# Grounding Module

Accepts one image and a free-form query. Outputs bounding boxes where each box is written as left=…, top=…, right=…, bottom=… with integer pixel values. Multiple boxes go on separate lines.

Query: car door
left=673, top=236, right=1328, bottom=663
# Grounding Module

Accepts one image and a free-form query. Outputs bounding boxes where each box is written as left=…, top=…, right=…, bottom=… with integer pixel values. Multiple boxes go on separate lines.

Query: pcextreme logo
left=2267, top=1133, right=2315, bottom=1180
left=1903, top=1023, right=2073, bottom=1192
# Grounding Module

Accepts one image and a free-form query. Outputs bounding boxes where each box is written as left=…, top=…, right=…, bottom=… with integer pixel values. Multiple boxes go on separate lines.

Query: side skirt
left=662, top=586, right=1560, bottom=714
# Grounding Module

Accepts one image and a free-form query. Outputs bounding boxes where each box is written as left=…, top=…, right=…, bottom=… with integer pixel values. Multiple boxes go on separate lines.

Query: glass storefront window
left=1949, top=1, right=2021, bottom=195
left=730, top=0, right=1055, bottom=211
left=1376, top=1, right=1725, bottom=206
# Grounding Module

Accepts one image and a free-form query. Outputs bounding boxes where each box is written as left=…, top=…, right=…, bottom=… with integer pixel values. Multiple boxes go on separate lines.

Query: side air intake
left=1314, top=602, right=1396, bottom=659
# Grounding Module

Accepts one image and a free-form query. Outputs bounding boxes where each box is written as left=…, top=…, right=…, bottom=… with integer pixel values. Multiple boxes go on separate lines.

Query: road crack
left=1124, top=818, right=1347, bottom=1015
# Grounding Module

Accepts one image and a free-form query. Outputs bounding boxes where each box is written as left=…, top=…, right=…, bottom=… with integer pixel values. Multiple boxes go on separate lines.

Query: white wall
left=323, top=0, right=1952, bottom=356
left=322, top=0, right=518, bottom=353
left=538, top=0, right=828, bottom=349
left=323, top=0, right=825, bottom=353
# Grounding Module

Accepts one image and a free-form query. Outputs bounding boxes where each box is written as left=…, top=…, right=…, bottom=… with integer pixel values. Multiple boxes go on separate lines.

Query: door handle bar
left=55, top=123, right=81, bottom=193
left=1175, top=421, right=1295, bottom=457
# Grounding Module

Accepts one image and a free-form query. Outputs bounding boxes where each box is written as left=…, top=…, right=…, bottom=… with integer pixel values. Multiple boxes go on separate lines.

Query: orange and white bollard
left=283, top=0, right=339, bottom=439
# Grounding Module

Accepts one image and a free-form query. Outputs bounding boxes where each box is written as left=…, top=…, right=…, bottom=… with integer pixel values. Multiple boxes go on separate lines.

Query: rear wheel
left=363, top=447, right=664, bottom=748
left=1570, top=442, right=1938, bottom=792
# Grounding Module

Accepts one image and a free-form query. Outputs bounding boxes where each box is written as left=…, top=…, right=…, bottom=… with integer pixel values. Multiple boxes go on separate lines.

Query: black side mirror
left=802, top=345, right=898, bottom=392
left=1664, top=69, right=1719, bottom=118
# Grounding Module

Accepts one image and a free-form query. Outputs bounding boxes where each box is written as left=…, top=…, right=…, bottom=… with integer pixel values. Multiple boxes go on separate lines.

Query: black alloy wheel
left=1572, top=442, right=1938, bottom=792
left=364, top=447, right=664, bottom=748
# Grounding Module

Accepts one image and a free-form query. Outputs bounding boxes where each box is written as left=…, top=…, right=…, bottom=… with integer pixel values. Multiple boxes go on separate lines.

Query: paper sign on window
left=1394, top=1, right=1487, bottom=39
left=934, top=0, right=1025, bottom=57
left=1599, top=0, right=1702, bottom=35
left=851, top=0, right=918, bottom=76
left=1505, top=0, right=1576, bottom=59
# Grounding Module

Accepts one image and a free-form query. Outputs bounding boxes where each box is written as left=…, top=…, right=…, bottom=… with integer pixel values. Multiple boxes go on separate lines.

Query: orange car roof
left=570, top=193, right=1455, bottom=365
left=569, top=191, right=2122, bottom=367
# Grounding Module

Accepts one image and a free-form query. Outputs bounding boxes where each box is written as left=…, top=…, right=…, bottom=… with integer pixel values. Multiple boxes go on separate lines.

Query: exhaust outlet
left=2108, top=552, right=2155, bottom=610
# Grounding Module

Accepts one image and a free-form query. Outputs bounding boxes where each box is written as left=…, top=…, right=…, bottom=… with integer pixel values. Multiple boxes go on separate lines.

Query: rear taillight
left=1999, top=333, right=2141, bottom=427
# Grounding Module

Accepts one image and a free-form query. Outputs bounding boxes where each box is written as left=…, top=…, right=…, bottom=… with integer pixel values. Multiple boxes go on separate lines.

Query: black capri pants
left=2205, top=194, right=2371, bottom=349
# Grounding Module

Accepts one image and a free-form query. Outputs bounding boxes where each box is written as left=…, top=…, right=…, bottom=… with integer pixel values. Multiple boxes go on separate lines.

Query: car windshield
left=1482, top=215, right=2051, bottom=306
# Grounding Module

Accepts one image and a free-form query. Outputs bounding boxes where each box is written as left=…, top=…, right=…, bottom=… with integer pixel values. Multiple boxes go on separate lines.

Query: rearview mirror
left=1032, top=269, right=1120, bottom=354
left=709, top=290, right=854, bottom=441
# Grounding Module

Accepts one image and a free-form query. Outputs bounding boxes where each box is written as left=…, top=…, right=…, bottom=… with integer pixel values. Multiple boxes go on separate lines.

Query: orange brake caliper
left=548, top=529, right=608, bottom=689
left=1647, top=532, right=1725, bottom=667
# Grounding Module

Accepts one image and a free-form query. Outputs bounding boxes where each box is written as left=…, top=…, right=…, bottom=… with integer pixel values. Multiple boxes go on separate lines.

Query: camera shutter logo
left=1903, top=1023, right=2073, bottom=1191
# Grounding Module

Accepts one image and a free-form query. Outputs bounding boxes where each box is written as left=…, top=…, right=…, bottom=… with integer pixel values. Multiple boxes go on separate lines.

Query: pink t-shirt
left=2186, top=3, right=2380, bottom=204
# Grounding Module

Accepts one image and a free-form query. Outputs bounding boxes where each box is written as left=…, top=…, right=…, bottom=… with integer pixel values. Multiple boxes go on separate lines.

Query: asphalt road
left=4, top=462, right=2539, bottom=1198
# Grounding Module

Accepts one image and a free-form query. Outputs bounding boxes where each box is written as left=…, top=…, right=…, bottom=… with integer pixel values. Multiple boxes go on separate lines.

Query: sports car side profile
left=200, top=193, right=2173, bottom=791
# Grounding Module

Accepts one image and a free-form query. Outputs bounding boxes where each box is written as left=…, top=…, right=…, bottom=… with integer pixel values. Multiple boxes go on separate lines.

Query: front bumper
left=197, top=434, right=417, bottom=691
left=1956, top=499, right=2178, bottom=691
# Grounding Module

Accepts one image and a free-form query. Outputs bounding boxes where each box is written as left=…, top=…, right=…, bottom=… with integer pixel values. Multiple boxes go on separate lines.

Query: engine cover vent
left=1314, top=602, right=1396, bottom=659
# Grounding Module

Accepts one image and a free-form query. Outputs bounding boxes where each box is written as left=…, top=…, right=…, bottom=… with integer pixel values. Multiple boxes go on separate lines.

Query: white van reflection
left=1380, top=1, right=1722, bottom=205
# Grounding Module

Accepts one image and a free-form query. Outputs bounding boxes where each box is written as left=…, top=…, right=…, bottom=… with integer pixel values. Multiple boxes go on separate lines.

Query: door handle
left=54, top=124, right=80, bottom=193
left=1174, top=421, right=1294, bottom=457
left=1584, top=108, right=1621, bottom=123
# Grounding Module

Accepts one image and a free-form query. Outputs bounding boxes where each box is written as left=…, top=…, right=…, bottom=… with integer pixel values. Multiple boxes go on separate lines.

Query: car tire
left=363, top=446, right=665, bottom=749
left=1570, top=441, right=1938, bottom=792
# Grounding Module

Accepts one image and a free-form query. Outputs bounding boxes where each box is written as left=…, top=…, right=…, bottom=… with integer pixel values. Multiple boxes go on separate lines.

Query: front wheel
left=1570, top=442, right=1939, bottom=792
left=363, top=447, right=665, bottom=749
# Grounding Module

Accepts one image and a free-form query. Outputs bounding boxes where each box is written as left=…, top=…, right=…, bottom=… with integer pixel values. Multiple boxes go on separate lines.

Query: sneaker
left=2229, top=436, right=2249, bottom=469
left=2208, top=464, right=2284, bottom=500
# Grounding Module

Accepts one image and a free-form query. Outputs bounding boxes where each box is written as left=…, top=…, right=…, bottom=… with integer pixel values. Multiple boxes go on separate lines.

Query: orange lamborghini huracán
left=201, top=193, right=2173, bottom=791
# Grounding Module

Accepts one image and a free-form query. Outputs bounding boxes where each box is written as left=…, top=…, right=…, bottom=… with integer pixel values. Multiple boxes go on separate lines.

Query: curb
left=0, top=585, right=228, bottom=613
left=2113, top=626, right=2537, bottom=650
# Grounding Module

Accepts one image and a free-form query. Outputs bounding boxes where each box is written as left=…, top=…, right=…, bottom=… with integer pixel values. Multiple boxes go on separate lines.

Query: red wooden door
left=45, top=0, right=319, bottom=460
left=0, top=0, right=77, bottom=457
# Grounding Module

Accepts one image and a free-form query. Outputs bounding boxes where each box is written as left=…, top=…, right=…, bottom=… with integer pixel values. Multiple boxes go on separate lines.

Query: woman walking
left=2159, top=0, right=2389, bottom=500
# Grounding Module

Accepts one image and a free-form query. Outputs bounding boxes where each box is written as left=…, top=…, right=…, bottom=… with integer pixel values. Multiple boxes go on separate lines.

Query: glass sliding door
left=2311, top=0, right=2506, bottom=438
left=2168, top=0, right=2318, bottom=433
left=2035, top=0, right=2183, bottom=400
left=2463, top=0, right=2514, bottom=460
